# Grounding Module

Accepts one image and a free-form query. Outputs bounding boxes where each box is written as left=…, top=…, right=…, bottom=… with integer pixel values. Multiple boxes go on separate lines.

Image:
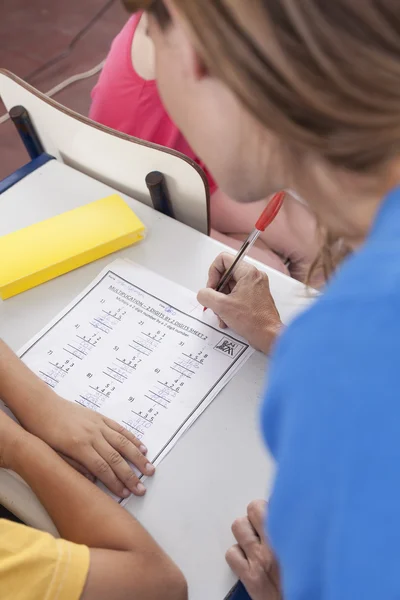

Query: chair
left=0, top=69, right=210, bottom=234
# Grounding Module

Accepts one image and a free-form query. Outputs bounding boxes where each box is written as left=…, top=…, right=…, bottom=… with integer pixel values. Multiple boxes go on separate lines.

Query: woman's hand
left=197, top=253, right=283, bottom=354
left=226, top=500, right=282, bottom=600
left=26, top=397, right=155, bottom=498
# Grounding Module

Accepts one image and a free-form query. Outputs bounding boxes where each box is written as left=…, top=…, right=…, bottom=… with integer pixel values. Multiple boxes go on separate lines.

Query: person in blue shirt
left=124, top=0, right=400, bottom=598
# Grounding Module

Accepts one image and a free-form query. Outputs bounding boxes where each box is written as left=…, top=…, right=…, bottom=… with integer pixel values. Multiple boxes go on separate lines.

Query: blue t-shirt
left=262, top=187, right=400, bottom=600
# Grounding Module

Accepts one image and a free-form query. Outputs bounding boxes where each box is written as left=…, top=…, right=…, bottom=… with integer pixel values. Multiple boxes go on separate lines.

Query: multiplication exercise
left=20, top=260, right=253, bottom=468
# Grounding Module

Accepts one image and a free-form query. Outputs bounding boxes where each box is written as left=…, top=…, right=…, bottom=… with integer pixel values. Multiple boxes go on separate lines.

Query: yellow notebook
left=0, top=194, right=145, bottom=300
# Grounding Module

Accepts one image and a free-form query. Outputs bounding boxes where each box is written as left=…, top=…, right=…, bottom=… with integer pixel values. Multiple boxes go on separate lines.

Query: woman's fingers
left=206, top=252, right=255, bottom=289
left=103, top=417, right=148, bottom=455
left=226, top=543, right=248, bottom=576
left=247, top=500, right=267, bottom=542
left=206, top=253, right=233, bottom=288
left=200, top=258, right=282, bottom=353
left=231, top=516, right=260, bottom=556
left=218, top=318, right=228, bottom=329
left=228, top=503, right=282, bottom=600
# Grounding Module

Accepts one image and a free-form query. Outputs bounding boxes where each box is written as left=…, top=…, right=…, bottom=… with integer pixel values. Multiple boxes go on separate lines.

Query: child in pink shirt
left=90, top=13, right=317, bottom=280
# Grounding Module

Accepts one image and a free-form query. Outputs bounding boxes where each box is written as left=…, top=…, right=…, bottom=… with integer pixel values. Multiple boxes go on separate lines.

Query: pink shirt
left=90, top=14, right=217, bottom=194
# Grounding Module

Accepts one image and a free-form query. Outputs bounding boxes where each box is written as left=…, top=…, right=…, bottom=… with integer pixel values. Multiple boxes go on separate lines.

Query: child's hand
left=26, top=397, right=155, bottom=498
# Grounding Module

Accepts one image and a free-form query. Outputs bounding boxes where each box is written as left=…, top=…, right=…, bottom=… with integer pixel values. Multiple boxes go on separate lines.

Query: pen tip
left=203, top=307, right=207, bottom=313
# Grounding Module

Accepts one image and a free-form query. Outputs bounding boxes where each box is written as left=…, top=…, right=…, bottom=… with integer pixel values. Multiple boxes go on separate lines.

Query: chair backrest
left=0, top=69, right=210, bottom=234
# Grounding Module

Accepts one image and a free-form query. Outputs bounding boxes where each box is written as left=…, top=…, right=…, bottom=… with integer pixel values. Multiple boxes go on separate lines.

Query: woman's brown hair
left=123, top=0, right=399, bottom=277
left=124, top=0, right=400, bottom=173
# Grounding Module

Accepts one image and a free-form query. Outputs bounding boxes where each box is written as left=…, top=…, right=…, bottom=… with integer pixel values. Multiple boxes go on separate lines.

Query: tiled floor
left=0, top=0, right=128, bottom=178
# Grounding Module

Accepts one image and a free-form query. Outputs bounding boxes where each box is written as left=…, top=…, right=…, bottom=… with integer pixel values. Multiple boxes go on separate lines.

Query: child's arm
left=2, top=412, right=187, bottom=600
left=0, top=339, right=154, bottom=497
left=131, top=12, right=156, bottom=80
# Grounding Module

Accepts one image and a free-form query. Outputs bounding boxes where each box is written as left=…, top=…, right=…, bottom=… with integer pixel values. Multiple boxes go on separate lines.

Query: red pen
left=204, top=191, right=285, bottom=311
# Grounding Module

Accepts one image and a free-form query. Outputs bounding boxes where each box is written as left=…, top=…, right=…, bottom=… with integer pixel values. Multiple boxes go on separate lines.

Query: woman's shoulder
left=264, top=244, right=400, bottom=459
left=267, top=251, right=400, bottom=407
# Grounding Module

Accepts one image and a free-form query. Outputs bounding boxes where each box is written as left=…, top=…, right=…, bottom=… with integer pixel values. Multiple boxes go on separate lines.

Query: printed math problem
left=20, top=261, right=253, bottom=475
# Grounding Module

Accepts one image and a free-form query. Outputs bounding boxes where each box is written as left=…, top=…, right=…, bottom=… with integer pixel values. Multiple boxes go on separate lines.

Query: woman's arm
left=3, top=414, right=187, bottom=600
left=0, top=339, right=154, bottom=497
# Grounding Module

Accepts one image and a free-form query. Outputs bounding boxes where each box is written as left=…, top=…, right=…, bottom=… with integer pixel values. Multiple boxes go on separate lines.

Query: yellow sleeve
left=0, top=519, right=90, bottom=600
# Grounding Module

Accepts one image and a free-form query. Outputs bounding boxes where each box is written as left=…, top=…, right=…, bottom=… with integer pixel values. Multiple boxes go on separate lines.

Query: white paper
left=18, top=260, right=253, bottom=493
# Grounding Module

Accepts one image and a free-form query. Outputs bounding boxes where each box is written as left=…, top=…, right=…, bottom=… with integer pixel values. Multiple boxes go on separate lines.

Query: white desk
left=0, top=161, right=310, bottom=599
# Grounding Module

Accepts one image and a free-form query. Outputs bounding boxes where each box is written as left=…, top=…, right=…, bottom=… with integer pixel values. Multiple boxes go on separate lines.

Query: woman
left=123, top=1, right=400, bottom=599
left=89, top=11, right=319, bottom=280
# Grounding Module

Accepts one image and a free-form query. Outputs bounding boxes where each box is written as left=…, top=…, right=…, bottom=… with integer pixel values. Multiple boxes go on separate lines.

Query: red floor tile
left=0, top=0, right=128, bottom=179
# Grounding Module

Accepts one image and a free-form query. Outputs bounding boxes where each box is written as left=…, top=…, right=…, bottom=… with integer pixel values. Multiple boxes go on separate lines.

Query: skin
left=133, top=12, right=319, bottom=282
left=0, top=340, right=154, bottom=497
left=0, top=409, right=187, bottom=600
left=149, top=2, right=393, bottom=238
left=227, top=501, right=281, bottom=600
left=198, top=253, right=282, bottom=355
left=147, top=1, right=400, bottom=596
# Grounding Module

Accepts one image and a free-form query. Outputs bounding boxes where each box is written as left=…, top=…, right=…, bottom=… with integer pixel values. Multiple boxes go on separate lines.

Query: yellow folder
left=0, top=194, right=145, bottom=300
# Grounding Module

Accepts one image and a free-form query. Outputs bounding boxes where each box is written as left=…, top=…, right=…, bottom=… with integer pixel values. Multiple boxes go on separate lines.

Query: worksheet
left=19, top=260, right=253, bottom=481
